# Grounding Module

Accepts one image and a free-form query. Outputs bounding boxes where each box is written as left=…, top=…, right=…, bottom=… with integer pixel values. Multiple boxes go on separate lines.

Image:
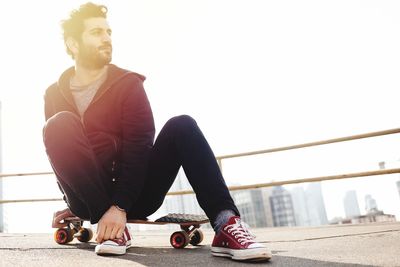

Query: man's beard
left=77, top=43, right=112, bottom=69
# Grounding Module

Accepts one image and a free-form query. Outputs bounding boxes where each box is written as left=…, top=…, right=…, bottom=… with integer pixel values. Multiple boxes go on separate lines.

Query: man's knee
left=163, top=115, right=201, bottom=139
left=166, top=114, right=197, bottom=130
left=43, top=111, right=82, bottom=142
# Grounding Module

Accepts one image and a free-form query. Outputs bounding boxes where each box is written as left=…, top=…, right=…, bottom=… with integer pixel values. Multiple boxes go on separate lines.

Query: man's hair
left=61, top=2, right=108, bottom=58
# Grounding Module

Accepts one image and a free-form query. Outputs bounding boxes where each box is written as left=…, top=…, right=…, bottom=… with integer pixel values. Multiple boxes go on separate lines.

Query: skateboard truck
left=170, top=224, right=204, bottom=249
left=54, top=217, right=93, bottom=245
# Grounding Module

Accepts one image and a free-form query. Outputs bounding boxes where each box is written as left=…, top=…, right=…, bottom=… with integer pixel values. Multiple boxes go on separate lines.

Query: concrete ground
left=0, top=222, right=399, bottom=267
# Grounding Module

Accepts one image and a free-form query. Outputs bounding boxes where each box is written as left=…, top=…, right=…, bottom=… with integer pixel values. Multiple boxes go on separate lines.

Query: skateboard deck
left=53, top=213, right=209, bottom=249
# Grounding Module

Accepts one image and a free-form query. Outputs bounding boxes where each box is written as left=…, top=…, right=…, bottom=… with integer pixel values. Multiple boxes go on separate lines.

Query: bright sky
left=1, top=0, right=400, bottom=232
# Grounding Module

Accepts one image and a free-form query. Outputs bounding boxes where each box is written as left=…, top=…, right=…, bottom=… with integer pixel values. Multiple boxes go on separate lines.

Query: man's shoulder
left=45, top=66, right=74, bottom=96
left=109, top=64, right=146, bottom=83
left=44, top=82, right=59, bottom=96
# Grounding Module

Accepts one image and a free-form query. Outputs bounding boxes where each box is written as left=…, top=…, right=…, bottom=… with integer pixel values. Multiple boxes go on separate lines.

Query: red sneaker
left=211, top=216, right=272, bottom=261
left=95, top=226, right=132, bottom=255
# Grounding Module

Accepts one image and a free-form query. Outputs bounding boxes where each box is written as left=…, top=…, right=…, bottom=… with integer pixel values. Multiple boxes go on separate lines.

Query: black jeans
left=43, top=112, right=239, bottom=225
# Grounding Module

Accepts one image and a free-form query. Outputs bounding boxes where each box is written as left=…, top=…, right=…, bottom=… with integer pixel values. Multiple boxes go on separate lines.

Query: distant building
left=333, top=210, right=396, bottom=225
left=305, top=183, right=328, bottom=225
left=329, top=217, right=345, bottom=224
left=365, top=194, right=378, bottom=213
left=354, top=211, right=396, bottom=223
left=163, top=168, right=203, bottom=215
left=231, top=189, right=270, bottom=228
left=378, top=161, right=386, bottom=170
left=230, top=186, right=278, bottom=228
left=269, top=186, right=296, bottom=227
left=260, top=187, right=274, bottom=227
left=290, top=186, right=311, bottom=226
left=343, top=190, right=361, bottom=218
left=290, top=183, right=329, bottom=226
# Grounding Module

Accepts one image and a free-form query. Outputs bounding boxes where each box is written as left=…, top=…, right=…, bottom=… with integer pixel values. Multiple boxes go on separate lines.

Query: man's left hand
left=52, top=207, right=75, bottom=228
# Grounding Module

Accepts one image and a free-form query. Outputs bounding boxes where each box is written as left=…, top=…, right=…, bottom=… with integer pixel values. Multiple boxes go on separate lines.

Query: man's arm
left=44, top=87, right=56, bottom=121
left=96, top=75, right=154, bottom=242
left=111, top=75, right=155, bottom=212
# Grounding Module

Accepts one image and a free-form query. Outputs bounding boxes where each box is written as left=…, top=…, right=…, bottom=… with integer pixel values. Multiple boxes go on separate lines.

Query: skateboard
left=53, top=213, right=209, bottom=249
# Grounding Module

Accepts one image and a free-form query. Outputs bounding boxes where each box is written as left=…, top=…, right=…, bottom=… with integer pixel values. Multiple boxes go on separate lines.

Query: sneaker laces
left=241, top=221, right=256, bottom=239
left=101, top=235, right=125, bottom=246
left=224, top=219, right=256, bottom=245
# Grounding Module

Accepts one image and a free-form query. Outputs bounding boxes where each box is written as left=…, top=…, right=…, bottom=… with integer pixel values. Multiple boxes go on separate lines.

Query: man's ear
left=66, top=37, right=79, bottom=57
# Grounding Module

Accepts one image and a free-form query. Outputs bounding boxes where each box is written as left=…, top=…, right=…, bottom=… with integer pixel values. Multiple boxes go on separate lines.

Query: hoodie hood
left=56, top=64, right=146, bottom=112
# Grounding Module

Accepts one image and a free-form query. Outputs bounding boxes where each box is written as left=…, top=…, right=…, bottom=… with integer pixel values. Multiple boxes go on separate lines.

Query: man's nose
left=102, top=33, right=111, bottom=43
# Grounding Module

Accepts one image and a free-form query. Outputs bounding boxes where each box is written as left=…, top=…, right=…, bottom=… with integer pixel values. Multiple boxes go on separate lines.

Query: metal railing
left=1, top=127, right=400, bottom=204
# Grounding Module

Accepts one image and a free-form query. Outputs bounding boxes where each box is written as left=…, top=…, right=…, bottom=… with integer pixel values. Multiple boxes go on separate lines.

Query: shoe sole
left=211, top=246, right=272, bottom=261
left=95, top=246, right=126, bottom=255
left=95, top=243, right=131, bottom=256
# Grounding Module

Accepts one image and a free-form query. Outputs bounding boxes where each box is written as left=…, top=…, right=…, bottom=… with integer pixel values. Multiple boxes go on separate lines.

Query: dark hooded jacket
left=44, top=64, right=155, bottom=212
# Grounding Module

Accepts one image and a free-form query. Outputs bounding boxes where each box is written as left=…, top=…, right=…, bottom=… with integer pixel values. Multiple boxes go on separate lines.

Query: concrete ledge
left=1, top=222, right=399, bottom=266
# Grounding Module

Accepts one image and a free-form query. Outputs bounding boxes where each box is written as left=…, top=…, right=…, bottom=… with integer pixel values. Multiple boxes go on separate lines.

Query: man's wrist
left=113, top=205, right=126, bottom=213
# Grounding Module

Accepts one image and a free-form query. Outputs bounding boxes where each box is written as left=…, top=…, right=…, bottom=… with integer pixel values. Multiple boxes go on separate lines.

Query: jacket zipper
left=111, top=161, right=116, bottom=182
left=100, top=130, right=119, bottom=183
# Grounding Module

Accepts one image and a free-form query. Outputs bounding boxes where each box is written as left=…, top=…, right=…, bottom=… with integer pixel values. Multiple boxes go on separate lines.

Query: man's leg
left=128, top=115, right=271, bottom=261
left=128, top=115, right=239, bottom=225
left=43, top=111, right=112, bottom=224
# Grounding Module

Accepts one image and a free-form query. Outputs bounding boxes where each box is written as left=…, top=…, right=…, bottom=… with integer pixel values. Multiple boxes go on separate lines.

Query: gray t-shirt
left=70, top=70, right=108, bottom=117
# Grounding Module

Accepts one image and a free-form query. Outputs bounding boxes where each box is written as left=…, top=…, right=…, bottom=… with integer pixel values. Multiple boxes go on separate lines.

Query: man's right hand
left=96, top=205, right=127, bottom=243
left=52, top=207, right=75, bottom=228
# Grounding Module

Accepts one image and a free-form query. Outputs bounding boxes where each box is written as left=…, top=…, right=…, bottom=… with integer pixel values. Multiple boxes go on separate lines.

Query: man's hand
left=96, top=206, right=127, bottom=243
left=52, top=208, right=75, bottom=228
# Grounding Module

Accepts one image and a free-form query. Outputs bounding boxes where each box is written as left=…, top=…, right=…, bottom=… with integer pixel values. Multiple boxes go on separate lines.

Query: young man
left=43, top=2, right=271, bottom=261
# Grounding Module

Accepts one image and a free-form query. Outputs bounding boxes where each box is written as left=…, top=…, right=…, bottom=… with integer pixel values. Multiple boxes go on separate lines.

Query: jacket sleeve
left=44, top=88, right=55, bottom=121
left=43, top=88, right=67, bottom=202
left=111, top=76, right=155, bottom=212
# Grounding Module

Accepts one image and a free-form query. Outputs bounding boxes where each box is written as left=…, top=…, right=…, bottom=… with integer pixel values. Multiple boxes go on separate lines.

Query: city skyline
left=163, top=171, right=398, bottom=229
left=1, top=168, right=399, bottom=233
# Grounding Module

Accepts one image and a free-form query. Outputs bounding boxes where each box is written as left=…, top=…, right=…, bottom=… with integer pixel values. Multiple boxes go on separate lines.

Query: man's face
left=76, top=17, right=112, bottom=69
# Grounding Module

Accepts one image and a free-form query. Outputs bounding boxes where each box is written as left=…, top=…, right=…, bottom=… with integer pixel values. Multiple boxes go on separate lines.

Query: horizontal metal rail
left=0, top=198, right=62, bottom=204
left=168, top=168, right=400, bottom=195
left=1, top=128, right=399, bottom=179
left=0, top=171, right=53, bottom=178
left=216, top=128, right=400, bottom=160
left=1, top=168, right=398, bottom=204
